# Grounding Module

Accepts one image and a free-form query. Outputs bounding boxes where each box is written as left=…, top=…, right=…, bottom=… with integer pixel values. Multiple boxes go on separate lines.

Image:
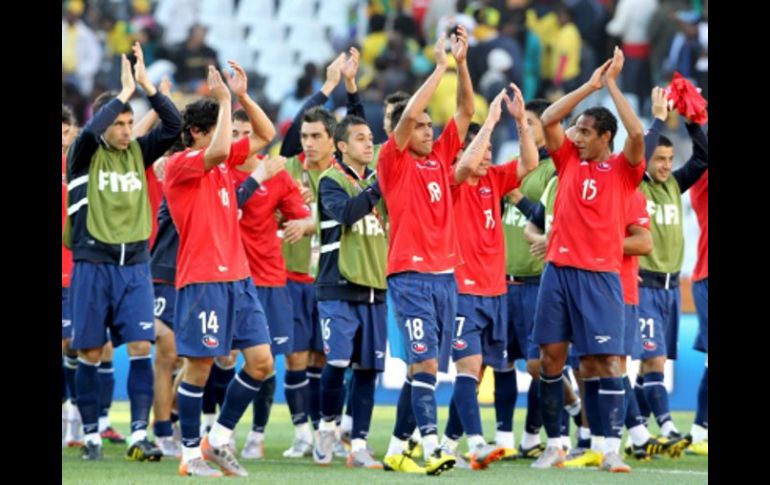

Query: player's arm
left=132, top=76, right=173, bottom=138
left=643, top=86, right=668, bottom=164
left=318, top=177, right=382, bottom=226
left=225, top=61, right=276, bottom=157
left=392, top=36, right=449, bottom=151
left=623, top=224, right=653, bottom=256
left=673, top=121, right=709, bottom=193
left=455, top=89, right=505, bottom=183
left=235, top=156, right=286, bottom=207
left=524, top=217, right=547, bottom=260
left=341, top=47, right=366, bottom=120
left=605, top=47, right=644, bottom=166
left=451, top=25, right=475, bottom=141
left=505, top=83, right=538, bottom=179
left=540, top=58, right=611, bottom=152
left=203, top=66, right=233, bottom=170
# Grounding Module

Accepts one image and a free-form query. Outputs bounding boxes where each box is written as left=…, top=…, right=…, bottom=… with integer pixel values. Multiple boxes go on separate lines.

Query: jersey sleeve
left=548, top=136, right=577, bottom=173
left=616, top=151, right=645, bottom=189
left=627, top=190, right=650, bottom=229
left=433, top=117, right=463, bottom=180
left=164, top=150, right=205, bottom=188
left=225, top=137, right=251, bottom=168
left=490, top=159, right=522, bottom=194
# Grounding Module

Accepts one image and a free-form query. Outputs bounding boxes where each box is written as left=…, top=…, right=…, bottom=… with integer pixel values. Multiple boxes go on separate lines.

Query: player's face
left=232, top=120, right=252, bottom=140
left=383, top=103, right=395, bottom=135
left=649, top=145, right=674, bottom=183
left=62, top=122, right=72, bottom=152
left=340, top=124, right=374, bottom=166
left=525, top=110, right=545, bottom=147
left=408, top=112, right=434, bottom=157
left=573, top=115, right=607, bottom=161
left=471, top=141, right=494, bottom=177
left=301, top=121, right=334, bottom=164
left=104, top=112, right=134, bottom=150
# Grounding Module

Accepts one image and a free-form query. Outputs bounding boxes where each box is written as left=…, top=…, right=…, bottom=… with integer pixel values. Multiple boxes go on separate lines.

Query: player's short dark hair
left=384, top=91, right=410, bottom=107
left=334, top=115, right=369, bottom=147
left=93, top=91, right=133, bottom=117
left=656, top=135, right=674, bottom=148
left=232, top=108, right=249, bottom=123
left=524, top=99, right=550, bottom=118
left=181, top=99, right=219, bottom=147
left=464, top=122, right=481, bottom=145
left=388, top=101, right=409, bottom=130
left=62, top=104, right=76, bottom=126
left=302, top=107, right=336, bottom=138
left=580, top=106, right=618, bottom=143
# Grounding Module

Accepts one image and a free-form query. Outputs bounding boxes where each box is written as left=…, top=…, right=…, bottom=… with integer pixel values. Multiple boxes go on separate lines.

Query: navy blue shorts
left=388, top=272, right=456, bottom=373
left=255, top=285, right=294, bottom=355
left=506, top=283, right=539, bottom=362
left=692, top=279, right=708, bottom=353
left=70, top=261, right=155, bottom=350
left=533, top=264, right=625, bottom=357
left=174, top=278, right=271, bottom=358
left=153, top=282, right=176, bottom=330
left=624, top=304, right=643, bottom=359
left=452, top=294, right=507, bottom=370
left=318, top=300, right=387, bottom=371
left=639, top=286, right=680, bottom=360
left=386, top=296, right=408, bottom=362
left=62, top=287, right=73, bottom=340
left=287, top=280, right=323, bottom=353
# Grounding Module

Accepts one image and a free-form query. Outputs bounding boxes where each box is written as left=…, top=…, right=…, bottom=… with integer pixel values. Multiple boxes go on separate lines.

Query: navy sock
left=212, top=363, right=236, bottom=409
left=154, top=420, right=173, bottom=438
left=98, top=360, right=115, bottom=418
left=444, top=396, right=464, bottom=440
left=64, top=355, right=78, bottom=405
left=525, top=378, right=543, bottom=434
left=217, top=369, right=263, bottom=430
left=598, top=377, right=625, bottom=440
left=560, top=408, right=571, bottom=439
left=695, top=367, right=708, bottom=428
left=624, top=376, right=645, bottom=430
left=493, top=369, right=517, bottom=432
left=201, top=369, right=218, bottom=414
left=284, top=369, right=309, bottom=425
left=351, top=369, right=377, bottom=440
left=643, top=372, right=672, bottom=427
left=178, top=382, right=204, bottom=448
left=453, top=374, right=482, bottom=436
left=76, top=359, right=100, bottom=435
left=128, top=356, right=153, bottom=433
left=307, top=366, right=323, bottom=430
left=393, top=379, right=416, bottom=439
left=539, top=372, right=564, bottom=439
left=584, top=378, right=603, bottom=437
left=411, top=372, right=438, bottom=437
left=336, top=370, right=353, bottom=424
left=252, top=374, right=276, bottom=432
left=320, top=364, right=347, bottom=422
left=345, top=375, right=354, bottom=418
left=635, top=374, right=650, bottom=425
left=170, top=410, right=179, bottom=424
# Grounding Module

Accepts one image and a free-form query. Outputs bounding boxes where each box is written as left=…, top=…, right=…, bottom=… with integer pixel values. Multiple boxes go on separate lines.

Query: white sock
left=546, top=437, right=561, bottom=449
left=84, top=432, right=102, bottom=446
left=182, top=445, right=202, bottom=463
left=590, top=436, right=605, bottom=453
left=130, top=429, right=147, bottom=445
left=440, top=435, right=458, bottom=452
left=690, top=423, right=708, bottom=443
left=208, top=422, right=233, bottom=448
left=578, top=426, right=591, bottom=441
left=247, top=430, right=264, bottom=443
left=422, top=434, right=439, bottom=460
left=295, top=422, right=312, bottom=440
left=467, top=434, right=486, bottom=450
left=68, top=404, right=81, bottom=422
left=561, top=435, right=571, bottom=451
left=410, top=428, right=421, bottom=441
left=605, top=437, right=621, bottom=454
left=98, top=416, right=110, bottom=433
left=319, top=419, right=337, bottom=432
left=521, top=431, right=541, bottom=449
left=341, top=414, right=353, bottom=434
left=352, top=438, right=367, bottom=452
left=386, top=436, right=406, bottom=456
left=660, top=420, right=678, bottom=437
left=629, top=424, right=652, bottom=446
left=495, top=430, right=514, bottom=449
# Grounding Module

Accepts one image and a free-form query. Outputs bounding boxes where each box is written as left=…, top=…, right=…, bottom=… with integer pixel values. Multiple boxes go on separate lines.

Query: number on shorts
left=405, top=318, right=424, bottom=341
left=455, top=316, right=466, bottom=337
left=321, top=318, right=331, bottom=340
left=154, top=297, right=166, bottom=318
left=198, top=311, right=220, bottom=334
left=639, top=317, right=654, bottom=338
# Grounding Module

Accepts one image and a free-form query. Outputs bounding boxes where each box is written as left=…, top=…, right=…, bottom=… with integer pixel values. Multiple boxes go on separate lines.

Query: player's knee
left=413, top=359, right=438, bottom=375
left=455, top=356, right=481, bottom=376
left=79, top=347, right=102, bottom=364
left=579, top=357, right=599, bottom=377
left=309, top=351, right=326, bottom=368
left=127, top=341, right=151, bottom=357
left=596, top=355, right=622, bottom=377
left=101, top=341, right=115, bottom=359
left=244, top=348, right=274, bottom=380
left=526, top=359, right=541, bottom=379
left=541, top=352, right=565, bottom=376
left=285, top=351, right=308, bottom=370
left=184, top=358, right=214, bottom=386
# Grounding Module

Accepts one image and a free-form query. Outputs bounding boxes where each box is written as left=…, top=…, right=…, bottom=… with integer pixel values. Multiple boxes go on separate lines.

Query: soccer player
left=635, top=87, right=708, bottom=444
left=378, top=25, right=474, bottom=476
left=64, top=43, right=181, bottom=461
left=163, top=62, right=281, bottom=477
left=531, top=47, right=645, bottom=472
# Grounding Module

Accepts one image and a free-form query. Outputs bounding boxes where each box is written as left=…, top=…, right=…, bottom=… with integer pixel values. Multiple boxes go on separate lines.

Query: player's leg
left=98, top=340, right=125, bottom=443
left=688, top=278, right=708, bottom=455
left=153, top=306, right=180, bottom=457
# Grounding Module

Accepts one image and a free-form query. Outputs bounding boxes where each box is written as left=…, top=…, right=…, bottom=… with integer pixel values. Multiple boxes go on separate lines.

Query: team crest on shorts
left=411, top=342, right=428, bottom=354
left=452, top=339, right=468, bottom=350
left=202, top=335, right=219, bottom=348
left=642, top=339, right=657, bottom=351
left=323, top=343, right=331, bottom=355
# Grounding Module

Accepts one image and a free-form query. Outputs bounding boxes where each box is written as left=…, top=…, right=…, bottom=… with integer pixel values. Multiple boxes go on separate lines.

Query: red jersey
left=62, top=155, right=73, bottom=288
left=690, top=170, right=708, bottom=281
left=146, top=166, right=163, bottom=248
left=546, top=138, right=645, bottom=273
left=233, top=168, right=311, bottom=287
left=377, top=118, right=464, bottom=275
left=451, top=161, right=522, bottom=296
left=164, top=138, right=251, bottom=289
left=620, top=190, right=651, bottom=305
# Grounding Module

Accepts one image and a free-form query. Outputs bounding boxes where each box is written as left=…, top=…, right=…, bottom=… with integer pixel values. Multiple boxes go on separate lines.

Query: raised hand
left=651, top=86, right=669, bottom=121
left=488, top=88, right=506, bottom=124
left=605, top=46, right=625, bottom=82
left=159, top=75, right=173, bottom=97
left=587, top=58, right=612, bottom=90
left=450, top=25, right=469, bottom=64
left=131, top=42, right=155, bottom=96
left=341, top=47, right=360, bottom=82
left=223, top=60, right=248, bottom=98
left=207, top=65, right=230, bottom=103
left=434, top=34, right=447, bottom=68
left=119, top=53, right=136, bottom=99
left=326, top=53, right=345, bottom=87
left=504, top=82, right=526, bottom=121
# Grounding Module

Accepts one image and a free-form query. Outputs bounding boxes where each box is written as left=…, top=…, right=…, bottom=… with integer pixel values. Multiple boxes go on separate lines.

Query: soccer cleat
left=686, top=440, right=708, bottom=456
left=501, top=447, right=519, bottom=460
left=624, top=436, right=667, bottom=460
left=383, top=452, right=426, bottom=474
left=425, top=448, right=456, bottom=476
left=341, top=430, right=352, bottom=447
left=439, top=446, right=471, bottom=469
left=531, top=445, right=566, bottom=469
left=178, top=457, right=224, bottom=477
left=313, top=429, right=335, bottom=465
left=333, top=437, right=350, bottom=458
left=100, top=426, right=127, bottom=444
left=347, top=449, right=384, bottom=469
left=282, top=436, right=313, bottom=458
left=80, top=442, right=103, bottom=461
left=518, top=442, right=546, bottom=459
left=469, top=443, right=506, bottom=470
left=600, top=451, right=631, bottom=473
left=404, top=437, right=422, bottom=459
left=201, top=435, right=248, bottom=477
left=663, top=434, right=692, bottom=458
left=562, top=448, right=602, bottom=468
left=241, top=433, right=265, bottom=459
left=126, top=438, right=164, bottom=462
left=158, top=436, right=182, bottom=458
